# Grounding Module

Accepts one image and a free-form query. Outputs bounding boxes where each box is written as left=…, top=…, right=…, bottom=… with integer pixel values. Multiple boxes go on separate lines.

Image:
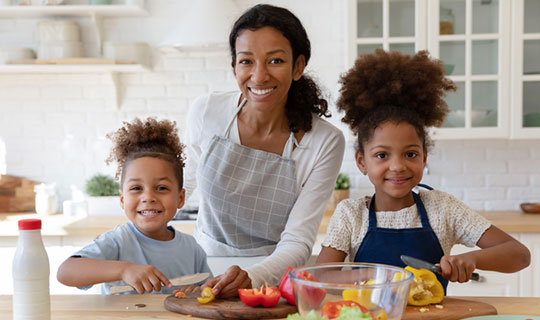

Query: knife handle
left=435, top=265, right=481, bottom=282
left=470, top=272, right=481, bottom=282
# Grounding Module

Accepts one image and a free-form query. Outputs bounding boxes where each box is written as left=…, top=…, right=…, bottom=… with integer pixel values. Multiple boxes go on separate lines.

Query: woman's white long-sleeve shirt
left=184, top=91, right=345, bottom=286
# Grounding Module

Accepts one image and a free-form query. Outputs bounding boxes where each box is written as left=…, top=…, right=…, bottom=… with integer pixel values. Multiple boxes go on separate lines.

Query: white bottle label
left=12, top=279, right=50, bottom=319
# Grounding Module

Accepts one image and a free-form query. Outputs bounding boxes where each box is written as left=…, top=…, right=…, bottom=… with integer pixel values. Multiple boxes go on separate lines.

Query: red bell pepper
left=238, top=284, right=281, bottom=308
left=278, top=266, right=327, bottom=308
left=278, top=266, right=296, bottom=305
left=321, top=300, right=371, bottom=319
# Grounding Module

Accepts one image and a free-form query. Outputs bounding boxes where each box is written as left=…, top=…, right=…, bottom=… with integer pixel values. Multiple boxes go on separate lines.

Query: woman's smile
left=249, top=87, right=276, bottom=96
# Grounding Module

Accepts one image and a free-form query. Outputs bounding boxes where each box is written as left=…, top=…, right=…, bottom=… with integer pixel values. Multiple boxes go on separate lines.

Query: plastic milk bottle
left=12, top=219, right=51, bottom=320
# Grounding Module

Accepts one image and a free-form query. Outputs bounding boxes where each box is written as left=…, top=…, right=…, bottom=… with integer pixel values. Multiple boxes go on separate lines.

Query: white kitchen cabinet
left=347, top=0, right=427, bottom=66
left=446, top=233, right=539, bottom=298
left=348, top=0, right=539, bottom=139
left=510, top=0, right=540, bottom=138
left=428, top=0, right=511, bottom=139
left=519, top=233, right=540, bottom=296
left=446, top=241, right=520, bottom=297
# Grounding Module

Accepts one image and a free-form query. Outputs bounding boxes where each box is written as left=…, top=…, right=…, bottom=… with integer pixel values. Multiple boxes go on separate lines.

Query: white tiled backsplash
left=1, top=0, right=539, bottom=212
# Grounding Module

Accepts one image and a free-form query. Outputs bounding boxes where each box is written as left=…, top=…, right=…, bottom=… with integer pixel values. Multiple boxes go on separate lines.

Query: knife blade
left=109, top=272, right=210, bottom=294
left=400, top=255, right=481, bottom=281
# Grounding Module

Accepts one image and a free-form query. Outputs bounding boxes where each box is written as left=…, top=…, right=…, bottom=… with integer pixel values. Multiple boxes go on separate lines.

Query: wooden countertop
left=318, top=209, right=540, bottom=234
left=1, top=295, right=539, bottom=319
left=1, top=209, right=540, bottom=241
left=0, top=213, right=195, bottom=239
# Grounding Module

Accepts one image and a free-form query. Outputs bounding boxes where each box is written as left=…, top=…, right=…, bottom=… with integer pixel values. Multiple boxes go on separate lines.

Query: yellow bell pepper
left=405, top=266, right=444, bottom=306
left=197, top=287, right=215, bottom=304
left=342, top=279, right=377, bottom=309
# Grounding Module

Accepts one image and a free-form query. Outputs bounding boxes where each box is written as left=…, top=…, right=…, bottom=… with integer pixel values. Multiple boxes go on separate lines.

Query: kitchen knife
left=109, top=272, right=210, bottom=294
left=400, top=255, right=481, bottom=282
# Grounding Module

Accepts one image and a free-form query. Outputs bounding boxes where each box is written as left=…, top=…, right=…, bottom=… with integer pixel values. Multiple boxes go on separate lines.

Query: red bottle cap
left=18, top=219, right=42, bottom=230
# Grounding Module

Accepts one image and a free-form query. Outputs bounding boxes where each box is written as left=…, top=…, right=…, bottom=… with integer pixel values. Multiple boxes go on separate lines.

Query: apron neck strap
left=368, top=192, right=433, bottom=230
left=223, top=98, right=247, bottom=137
left=224, top=98, right=298, bottom=159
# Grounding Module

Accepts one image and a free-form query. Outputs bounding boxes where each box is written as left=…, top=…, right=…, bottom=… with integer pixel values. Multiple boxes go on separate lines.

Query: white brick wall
left=0, top=0, right=539, bottom=213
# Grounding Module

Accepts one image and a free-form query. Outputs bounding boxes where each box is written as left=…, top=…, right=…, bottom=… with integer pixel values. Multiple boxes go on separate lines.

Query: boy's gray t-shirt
left=73, top=221, right=212, bottom=294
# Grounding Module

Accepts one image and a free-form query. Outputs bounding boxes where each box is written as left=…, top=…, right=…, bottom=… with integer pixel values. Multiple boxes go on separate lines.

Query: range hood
left=160, top=0, right=241, bottom=50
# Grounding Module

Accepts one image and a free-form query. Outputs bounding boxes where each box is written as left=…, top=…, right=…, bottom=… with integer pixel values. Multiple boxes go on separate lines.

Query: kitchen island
left=1, top=295, right=540, bottom=319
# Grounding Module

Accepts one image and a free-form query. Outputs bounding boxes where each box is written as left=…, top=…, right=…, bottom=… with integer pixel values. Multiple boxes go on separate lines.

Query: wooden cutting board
left=0, top=175, right=39, bottom=212
left=164, top=293, right=297, bottom=319
left=402, top=297, right=497, bottom=320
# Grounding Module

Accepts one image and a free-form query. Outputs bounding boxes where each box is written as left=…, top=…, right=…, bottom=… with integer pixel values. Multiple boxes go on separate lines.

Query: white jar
left=12, top=219, right=50, bottom=320
left=37, top=20, right=80, bottom=43
left=34, top=183, right=57, bottom=215
left=37, top=41, right=83, bottom=60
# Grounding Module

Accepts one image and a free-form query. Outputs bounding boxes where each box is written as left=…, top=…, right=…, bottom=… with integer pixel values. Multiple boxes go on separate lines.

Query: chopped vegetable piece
left=405, top=266, right=444, bottom=306
left=321, top=301, right=370, bottom=319
left=197, top=287, right=215, bottom=304
left=278, top=266, right=326, bottom=307
left=238, top=283, right=281, bottom=307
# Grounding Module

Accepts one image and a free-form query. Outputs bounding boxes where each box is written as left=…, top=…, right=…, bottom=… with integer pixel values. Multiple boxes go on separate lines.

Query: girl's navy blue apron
left=354, top=192, right=448, bottom=291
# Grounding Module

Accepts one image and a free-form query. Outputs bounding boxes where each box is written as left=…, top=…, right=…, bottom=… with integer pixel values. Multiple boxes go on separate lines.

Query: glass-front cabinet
left=348, top=0, right=539, bottom=139
left=511, top=0, right=540, bottom=138
left=428, top=0, right=510, bottom=139
left=347, top=0, right=427, bottom=66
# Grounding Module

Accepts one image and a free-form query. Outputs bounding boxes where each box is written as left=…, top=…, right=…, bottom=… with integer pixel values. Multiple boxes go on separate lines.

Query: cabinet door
left=510, top=0, right=540, bottom=138
left=428, top=0, right=511, bottom=139
left=519, top=233, right=540, bottom=297
left=347, top=0, right=427, bottom=67
left=446, top=241, right=520, bottom=297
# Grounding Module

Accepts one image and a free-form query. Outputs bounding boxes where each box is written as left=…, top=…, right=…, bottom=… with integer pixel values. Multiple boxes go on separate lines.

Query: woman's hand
left=121, top=263, right=171, bottom=294
left=202, top=265, right=252, bottom=298
left=439, top=254, right=477, bottom=283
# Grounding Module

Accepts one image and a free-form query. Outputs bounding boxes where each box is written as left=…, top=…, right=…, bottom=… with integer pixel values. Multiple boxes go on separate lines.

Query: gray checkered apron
left=194, top=99, right=298, bottom=256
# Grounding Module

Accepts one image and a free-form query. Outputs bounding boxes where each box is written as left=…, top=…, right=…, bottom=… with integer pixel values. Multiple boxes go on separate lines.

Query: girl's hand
left=121, top=263, right=171, bottom=294
left=202, top=265, right=252, bottom=298
left=439, top=254, right=477, bottom=283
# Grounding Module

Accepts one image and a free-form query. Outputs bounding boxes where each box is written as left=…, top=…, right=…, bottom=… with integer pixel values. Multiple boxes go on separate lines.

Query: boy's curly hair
left=337, top=49, right=456, bottom=154
left=105, top=117, right=185, bottom=188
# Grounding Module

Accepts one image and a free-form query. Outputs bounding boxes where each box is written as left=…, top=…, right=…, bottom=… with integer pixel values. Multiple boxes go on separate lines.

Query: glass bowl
left=289, top=263, right=413, bottom=320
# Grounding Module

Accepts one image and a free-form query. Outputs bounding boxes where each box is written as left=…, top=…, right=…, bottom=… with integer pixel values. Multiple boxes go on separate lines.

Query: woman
left=184, top=4, right=345, bottom=297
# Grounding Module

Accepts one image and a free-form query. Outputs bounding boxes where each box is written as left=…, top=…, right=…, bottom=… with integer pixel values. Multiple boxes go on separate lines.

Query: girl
left=317, top=50, right=530, bottom=290
left=57, top=118, right=212, bottom=294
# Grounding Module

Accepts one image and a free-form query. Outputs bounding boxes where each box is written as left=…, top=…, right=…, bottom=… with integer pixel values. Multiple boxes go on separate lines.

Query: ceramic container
left=102, top=41, right=150, bottom=65
left=37, top=41, right=83, bottom=59
left=0, top=47, right=35, bottom=64
left=37, top=20, right=80, bottom=43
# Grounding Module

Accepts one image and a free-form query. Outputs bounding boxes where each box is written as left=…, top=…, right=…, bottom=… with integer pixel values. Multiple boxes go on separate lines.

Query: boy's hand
left=439, top=254, right=477, bottom=283
left=202, top=265, right=251, bottom=298
left=121, top=263, right=171, bottom=294
left=173, top=285, right=202, bottom=294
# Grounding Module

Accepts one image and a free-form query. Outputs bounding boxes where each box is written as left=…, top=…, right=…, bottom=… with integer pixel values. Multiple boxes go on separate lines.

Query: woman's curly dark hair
left=105, top=117, right=185, bottom=188
left=337, top=49, right=456, bottom=154
left=229, top=4, right=329, bottom=133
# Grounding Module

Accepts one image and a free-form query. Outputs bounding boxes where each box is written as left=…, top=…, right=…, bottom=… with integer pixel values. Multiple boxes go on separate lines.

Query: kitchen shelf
left=0, top=4, right=148, bottom=18
left=0, top=63, right=148, bottom=109
left=0, top=64, right=147, bottom=73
